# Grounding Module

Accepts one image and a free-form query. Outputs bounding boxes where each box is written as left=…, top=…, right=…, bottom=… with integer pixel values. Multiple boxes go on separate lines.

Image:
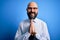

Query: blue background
left=0, top=0, right=60, bottom=40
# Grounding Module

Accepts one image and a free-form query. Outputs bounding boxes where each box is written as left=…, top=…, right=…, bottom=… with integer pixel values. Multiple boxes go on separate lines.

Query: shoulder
left=37, top=18, right=47, bottom=25
left=19, top=19, right=29, bottom=26
left=37, top=18, right=46, bottom=23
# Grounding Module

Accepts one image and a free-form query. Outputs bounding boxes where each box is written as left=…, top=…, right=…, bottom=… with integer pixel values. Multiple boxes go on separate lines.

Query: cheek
left=34, top=9, right=38, bottom=13
left=35, top=10, right=38, bottom=13
left=27, top=9, right=31, bottom=13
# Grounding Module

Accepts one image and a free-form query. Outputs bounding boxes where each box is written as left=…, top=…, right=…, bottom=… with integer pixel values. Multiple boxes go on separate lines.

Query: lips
left=30, top=13, right=35, bottom=16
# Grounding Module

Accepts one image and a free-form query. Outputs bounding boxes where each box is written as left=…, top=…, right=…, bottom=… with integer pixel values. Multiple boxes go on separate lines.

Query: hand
left=29, top=19, right=36, bottom=36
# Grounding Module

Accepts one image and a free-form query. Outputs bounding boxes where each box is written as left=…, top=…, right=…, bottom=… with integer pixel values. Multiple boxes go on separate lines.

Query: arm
left=35, top=22, right=50, bottom=40
left=15, top=23, right=31, bottom=40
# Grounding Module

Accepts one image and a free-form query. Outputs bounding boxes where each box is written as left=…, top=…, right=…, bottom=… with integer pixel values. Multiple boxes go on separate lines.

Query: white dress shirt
left=15, top=18, right=50, bottom=40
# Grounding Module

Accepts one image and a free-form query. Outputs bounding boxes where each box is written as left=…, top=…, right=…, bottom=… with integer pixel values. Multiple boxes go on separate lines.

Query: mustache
left=29, top=12, right=36, bottom=14
left=29, top=12, right=36, bottom=15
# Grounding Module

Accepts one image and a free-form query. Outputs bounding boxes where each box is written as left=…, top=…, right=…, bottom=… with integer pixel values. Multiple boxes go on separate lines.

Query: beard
left=27, top=12, right=38, bottom=19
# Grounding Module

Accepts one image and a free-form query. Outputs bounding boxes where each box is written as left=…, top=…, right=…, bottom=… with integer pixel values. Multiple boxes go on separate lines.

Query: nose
left=31, top=8, right=34, bottom=12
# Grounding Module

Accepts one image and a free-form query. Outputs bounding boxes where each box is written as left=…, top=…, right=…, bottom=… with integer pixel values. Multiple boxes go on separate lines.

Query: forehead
left=28, top=2, right=38, bottom=8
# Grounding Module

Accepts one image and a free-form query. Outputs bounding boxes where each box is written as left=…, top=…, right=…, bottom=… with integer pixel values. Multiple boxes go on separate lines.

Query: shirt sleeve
left=14, top=23, right=31, bottom=40
left=35, top=22, right=50, bottom=40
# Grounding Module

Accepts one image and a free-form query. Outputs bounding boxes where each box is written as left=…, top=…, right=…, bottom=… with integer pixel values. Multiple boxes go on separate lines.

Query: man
left=15, top=2, right=50, bottom=40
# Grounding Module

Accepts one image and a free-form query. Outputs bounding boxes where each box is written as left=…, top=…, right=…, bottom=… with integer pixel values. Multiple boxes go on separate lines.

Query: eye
left=28, top=7, right=32, bottom=9
left=27, top=7, right=38, bottom=10
left=33, top=8, right=38, bottom=9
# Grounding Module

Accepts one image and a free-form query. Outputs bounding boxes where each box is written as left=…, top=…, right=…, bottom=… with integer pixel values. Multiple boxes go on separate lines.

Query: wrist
left=31, top=32, right=36, bottom=36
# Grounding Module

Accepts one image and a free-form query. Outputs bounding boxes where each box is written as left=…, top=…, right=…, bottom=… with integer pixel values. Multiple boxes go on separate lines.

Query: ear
left=26, top=8, right=27, bottom=11
left=26, top=8, right=28, bottom=11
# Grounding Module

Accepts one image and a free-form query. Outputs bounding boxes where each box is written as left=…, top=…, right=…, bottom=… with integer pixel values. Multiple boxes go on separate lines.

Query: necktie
left=29, top=35, right=39, bottom=40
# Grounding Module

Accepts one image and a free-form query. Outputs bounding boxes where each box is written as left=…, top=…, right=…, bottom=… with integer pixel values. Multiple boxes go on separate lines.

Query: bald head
left=27, top=2, right=38, bottom=8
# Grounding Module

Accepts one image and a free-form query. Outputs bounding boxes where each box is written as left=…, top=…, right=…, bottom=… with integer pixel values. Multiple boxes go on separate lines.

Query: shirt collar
left=28, top=18, right=37, bottom=23
left=33, top=18, right=38, bottom=23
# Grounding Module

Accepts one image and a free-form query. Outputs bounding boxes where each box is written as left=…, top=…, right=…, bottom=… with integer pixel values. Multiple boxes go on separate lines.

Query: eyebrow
left=28, top=7, right=38, bottom=9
